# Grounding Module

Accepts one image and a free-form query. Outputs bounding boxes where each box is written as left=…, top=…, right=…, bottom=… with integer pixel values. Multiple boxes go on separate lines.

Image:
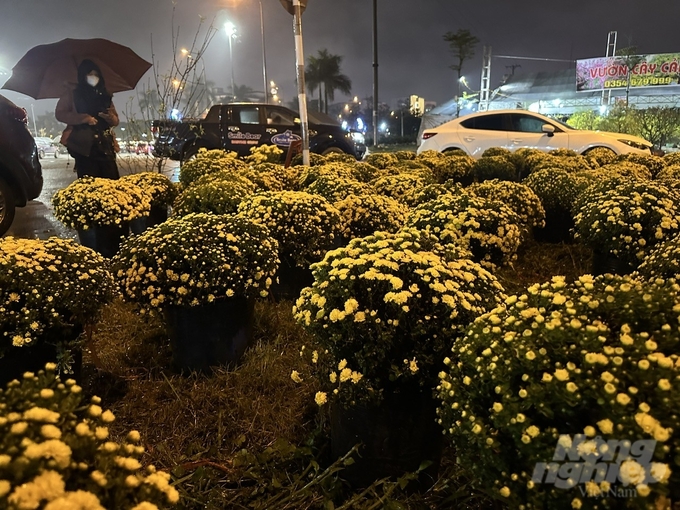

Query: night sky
left=1, top=0, right=679, bottom=118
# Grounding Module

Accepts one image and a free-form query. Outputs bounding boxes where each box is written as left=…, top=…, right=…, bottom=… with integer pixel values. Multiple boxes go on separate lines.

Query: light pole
left=457, top=75, right=466, bottom=117
left=29, top=104, right=37, bottom=137
left=372, top=0, right=379, bottom=148
left=257, top=0, right=268, bottom=103
left=225, top=21, right=237, bottom=101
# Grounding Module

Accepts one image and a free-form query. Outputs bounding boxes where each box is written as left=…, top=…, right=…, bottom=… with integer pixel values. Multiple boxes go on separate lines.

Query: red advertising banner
left=576, top=54, right=680, bottom=91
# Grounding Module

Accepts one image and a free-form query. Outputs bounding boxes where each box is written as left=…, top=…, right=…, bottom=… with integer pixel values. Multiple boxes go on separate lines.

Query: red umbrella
left=2, top=38, right=151, bottom=99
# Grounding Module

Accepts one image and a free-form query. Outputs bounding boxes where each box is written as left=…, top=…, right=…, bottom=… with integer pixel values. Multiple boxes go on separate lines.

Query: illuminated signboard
left=576, top=53, right=680, bottom=91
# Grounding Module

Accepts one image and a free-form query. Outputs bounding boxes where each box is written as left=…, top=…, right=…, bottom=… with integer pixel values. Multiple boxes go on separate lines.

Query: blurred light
left=170, top=109, right=181, bottom=120
left=353, top=96, right=359, bottom=103
left=341, top=120, right=348, bottom=129
left=225, top=21, right=237, bottom=38
left=356, top=118, right=364, bottom=131
left=379, top=122, right=387, bottom=132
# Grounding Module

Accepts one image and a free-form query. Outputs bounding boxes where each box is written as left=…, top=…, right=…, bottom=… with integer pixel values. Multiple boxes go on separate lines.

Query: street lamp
left=257, top=0, right=268, bottom=103
left=225, top=21, right=237, bottom=100
left=270, top=81, right=279, bottom=103
left=457, top=75, right=466, bottom=117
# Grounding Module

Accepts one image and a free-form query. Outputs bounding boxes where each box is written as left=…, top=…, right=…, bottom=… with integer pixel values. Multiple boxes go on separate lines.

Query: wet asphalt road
left=6, top=153, right=179, bottom=241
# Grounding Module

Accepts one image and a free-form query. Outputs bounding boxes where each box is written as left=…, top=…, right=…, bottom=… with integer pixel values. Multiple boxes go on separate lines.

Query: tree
left=305, top=49, right=352, bottom=114
left=442, top=29, right=479, bottom=117
left=566, top=110, right=600, bottom=131
left=598, top=102, right=638, bottom=135
left=304, top=55, right=323, bottom=112
left=633, top=107, right=680, bottom=149
left=230, top=84, right=262, bottom=102
left=121, top=7, right=218, bottom=172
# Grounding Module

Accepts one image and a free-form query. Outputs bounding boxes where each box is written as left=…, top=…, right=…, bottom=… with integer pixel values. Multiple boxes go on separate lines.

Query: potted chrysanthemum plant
left=292, top=229, right=504, bottom=488
left=0, top=364, right=180, bottom=509
left=112, top=213, right=279, bottom=372
left=437, top=274, right=680, bottom=509
left=0, top=237, right=115, bottom=383
left=52, top=177, right=151, bottom=257
left=120, top=172, right=177, bottom=233
left=237, top=191, right=343, bottom=300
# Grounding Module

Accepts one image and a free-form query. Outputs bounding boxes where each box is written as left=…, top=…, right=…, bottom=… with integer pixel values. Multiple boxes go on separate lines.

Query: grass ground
left=82, top=240, right=593, bottom=509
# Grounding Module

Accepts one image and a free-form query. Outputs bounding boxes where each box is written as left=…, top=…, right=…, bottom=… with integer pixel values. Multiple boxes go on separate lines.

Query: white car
left=417, top=109, right=653, bottom=158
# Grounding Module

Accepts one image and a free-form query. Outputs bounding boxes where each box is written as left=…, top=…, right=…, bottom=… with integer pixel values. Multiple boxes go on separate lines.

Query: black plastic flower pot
left=77, top=224, right=128, bottom=258
left=592, top=250, right=635, bottom=277
left=163, top=297, right=254, bottom=373
left=330, top=385, right=443, bottom=491
left=533, top=210, right=574, bottom=244
left=130, top=204, right=169, bottom=235
left=268, top=255, right=314, bottom=301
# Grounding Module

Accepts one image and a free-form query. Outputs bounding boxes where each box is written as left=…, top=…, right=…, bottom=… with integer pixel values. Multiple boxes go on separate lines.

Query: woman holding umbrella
left=56, top=59, right=120, bottom=179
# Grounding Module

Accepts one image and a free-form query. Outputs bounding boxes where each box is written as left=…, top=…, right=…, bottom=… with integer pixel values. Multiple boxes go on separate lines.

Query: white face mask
left=86, top=75, right=99, bottom=87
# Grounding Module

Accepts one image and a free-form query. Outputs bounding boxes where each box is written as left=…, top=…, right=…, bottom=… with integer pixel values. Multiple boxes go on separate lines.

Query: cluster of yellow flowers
left=574, top=176, right=680, bottom=267
left=304, top=174, right=372, bottom=203
left=177, top=148, right=248, bottom=186
left=406, top=190, right=523, bottom=269
left=437, top=273, right=680, bottom=508
left=333, top=193, right=409, bottom=240
left=244, top=144, right=284, bottom=165
left=293, top=229, right=503, bottom=407
left=0, top=237, right=115, bottom=356
left=112, top=213, right=278, bottom=308
left=237, top=191, right=343, bottom=268
left=120, top=172, right=177, bottom=208
left=469, top=179, right=546, bottom=230
left=52, top=177, right=152, bottom=230
left=0, top=364, right=179, bottom=509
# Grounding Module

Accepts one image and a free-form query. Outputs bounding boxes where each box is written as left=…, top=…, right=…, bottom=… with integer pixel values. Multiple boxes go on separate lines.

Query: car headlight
left=618, top=139, right=651, bottom=151
left=351, top=131, right=365, bottom=144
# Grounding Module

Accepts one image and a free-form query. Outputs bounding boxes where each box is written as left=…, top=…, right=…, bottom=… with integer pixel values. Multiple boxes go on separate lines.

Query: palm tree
left=305, top=49, right=352, bottom=114
left=319, top=51, right=351, bottom=115
left=305, top=55, right=323, bottom=111
left=231, top=84, right=263, bottom=102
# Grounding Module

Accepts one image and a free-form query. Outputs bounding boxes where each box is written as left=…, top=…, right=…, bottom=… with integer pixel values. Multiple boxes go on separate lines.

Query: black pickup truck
left=152, top=103, right=365, bottom=162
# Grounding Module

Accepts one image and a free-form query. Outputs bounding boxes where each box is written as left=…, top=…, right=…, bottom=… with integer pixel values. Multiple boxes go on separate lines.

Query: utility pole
left=30, top=104, right=37, bottom=137
left=372, top=0, right=379, bottom=148
left=258, top=0, right=268, bottom=104
left=505, top=64, right=521, bottom=76
left=279, top=0, right=310, bottom=165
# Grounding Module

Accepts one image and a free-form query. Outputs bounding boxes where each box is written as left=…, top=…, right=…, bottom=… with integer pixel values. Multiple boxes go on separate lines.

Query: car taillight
left=422, top=132, right=437, bottom=140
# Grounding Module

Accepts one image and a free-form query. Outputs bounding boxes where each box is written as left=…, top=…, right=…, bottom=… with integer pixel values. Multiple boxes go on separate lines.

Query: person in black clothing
left=56, top=59, right=119, bottom=179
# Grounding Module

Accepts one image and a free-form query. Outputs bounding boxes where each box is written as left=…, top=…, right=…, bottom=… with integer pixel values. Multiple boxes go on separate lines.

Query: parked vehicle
left=135, top=141, right=153, bottom=155
left=0, top=95, right=43, bottom=235
left=34, top=137, right=62, bottom=158
left=152, top=103, right=361, bottom=161
left=417, top=109, right=653, bottom=158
